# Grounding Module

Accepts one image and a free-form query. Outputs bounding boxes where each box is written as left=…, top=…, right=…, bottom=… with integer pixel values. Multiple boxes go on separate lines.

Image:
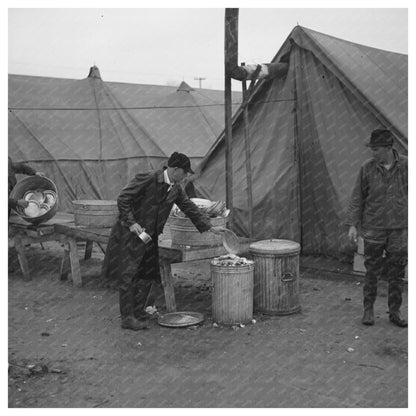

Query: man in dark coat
left=346, top=129, right=407, bottom=327
left=103, top=152, right=225, bottom=330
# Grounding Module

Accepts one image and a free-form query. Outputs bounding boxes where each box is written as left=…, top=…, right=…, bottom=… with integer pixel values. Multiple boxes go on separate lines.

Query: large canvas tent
left=8, top=67, right=240, bottom=211
left=194, top=26, right=408, bottom=257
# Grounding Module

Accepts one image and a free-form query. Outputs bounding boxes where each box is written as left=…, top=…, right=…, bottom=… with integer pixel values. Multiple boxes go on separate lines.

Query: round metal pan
left=157, top=312, right=204, bottom=328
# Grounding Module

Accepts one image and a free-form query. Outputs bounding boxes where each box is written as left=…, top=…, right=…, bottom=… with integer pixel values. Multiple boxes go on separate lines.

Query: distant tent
left=8, top=67, right=240, bottom=211
left=194, top=26, right=408, bottom=257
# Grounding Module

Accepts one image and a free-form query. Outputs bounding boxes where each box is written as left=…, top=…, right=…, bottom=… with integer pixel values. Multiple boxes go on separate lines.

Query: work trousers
left=119, top=237, right=160, bottom=318
left=362, top=228, right=407, bottom=312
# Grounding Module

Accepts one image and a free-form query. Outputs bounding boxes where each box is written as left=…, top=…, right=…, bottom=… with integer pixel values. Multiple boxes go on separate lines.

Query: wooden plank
left=158, top=243, right=183, bottom=263
left=224, top=8, right=239, bottom=75
left=60, top=243, right=70, bottom=280
left=54, top=223, right=111, bottom=244
left=353, top=252, right=366, bottom=275
left=224, top=9, right=239, bottom=228
left=18, top=232, right=64, bottom=246
left=158, top=240, right=227, bottom=262
left=160, top=261, right=176, bottom=312
left=9, top=212, right=74, bottom=228
left=67, top=238, right=82, bottom=287
left=84, top=241, right=93, bottom=260
left=13, top=234, right=31, bottom=281
left=178, top=244, right=227, bottom=262
left=242, top=76, right=254, bottom=238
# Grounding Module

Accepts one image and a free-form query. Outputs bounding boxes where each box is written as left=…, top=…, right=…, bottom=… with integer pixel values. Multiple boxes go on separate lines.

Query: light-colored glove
left=348, top=225, right=358, bottom=244
left=129, top=222, right=144, bottom=236
left=35, top=172, right=46, bottom=177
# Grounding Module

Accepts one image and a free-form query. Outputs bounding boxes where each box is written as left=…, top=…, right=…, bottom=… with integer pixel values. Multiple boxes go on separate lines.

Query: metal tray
left=158, top=312, right=204, bottom=328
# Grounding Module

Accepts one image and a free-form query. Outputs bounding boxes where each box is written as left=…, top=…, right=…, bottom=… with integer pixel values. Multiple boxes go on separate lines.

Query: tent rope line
left=8, top=98, right=297, bottom=112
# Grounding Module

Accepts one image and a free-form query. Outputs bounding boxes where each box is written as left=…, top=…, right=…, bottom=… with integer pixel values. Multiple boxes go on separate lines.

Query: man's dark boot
left=121, top=315, right=149, bottom=331
left=389, top=310, right=407, bottom=327
left=362, top=307, right=375, bottom=326
left=119, top=288, right=149, bottom=330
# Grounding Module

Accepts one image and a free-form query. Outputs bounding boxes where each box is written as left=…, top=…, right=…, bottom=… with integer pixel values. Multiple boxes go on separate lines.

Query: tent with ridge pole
left=193, top=25, right=408, bottom=258
left=8, top=66, right=241, bottom=211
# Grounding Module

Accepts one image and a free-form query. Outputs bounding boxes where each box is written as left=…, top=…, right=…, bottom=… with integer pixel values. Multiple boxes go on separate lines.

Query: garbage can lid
left=249, top=239, right=300, bottom=255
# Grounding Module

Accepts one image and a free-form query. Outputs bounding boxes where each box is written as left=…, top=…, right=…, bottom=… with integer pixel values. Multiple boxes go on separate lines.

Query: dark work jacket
left=8, top=157, right=36, bottom=213
left=346, top=150, right=407, bottom=230
left=102, top=169, right=211, bottom=284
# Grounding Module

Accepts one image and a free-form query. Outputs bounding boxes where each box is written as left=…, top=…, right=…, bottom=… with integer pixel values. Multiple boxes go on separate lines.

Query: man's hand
left=348, top=225, right=358, bottom=244
left=35, top=171, right=46, bottom=177
left=210, top=226, right=227, bottom=235
left=129, top=223, right=144, bottom=236
left=17, top=199, right=29, bottom=208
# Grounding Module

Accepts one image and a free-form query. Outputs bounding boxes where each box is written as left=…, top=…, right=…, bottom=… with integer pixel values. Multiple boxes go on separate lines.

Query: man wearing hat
left=102, top=152, right=226, bottom=330
left=346, top=129, right=407, bottom=327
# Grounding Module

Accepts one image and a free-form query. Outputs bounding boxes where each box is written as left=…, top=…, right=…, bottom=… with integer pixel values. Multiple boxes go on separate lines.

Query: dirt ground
left=8, top=241, right=408, bottom=408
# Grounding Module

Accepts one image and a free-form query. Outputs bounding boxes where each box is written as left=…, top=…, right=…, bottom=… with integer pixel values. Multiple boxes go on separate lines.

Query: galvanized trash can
left=249, top=239, right=301, bottom=315
left=211, top=259, right=254, bottom=325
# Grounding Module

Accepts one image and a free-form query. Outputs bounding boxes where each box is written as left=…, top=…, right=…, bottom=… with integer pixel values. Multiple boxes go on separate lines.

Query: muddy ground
left=8, top=241, right=408, bottom=408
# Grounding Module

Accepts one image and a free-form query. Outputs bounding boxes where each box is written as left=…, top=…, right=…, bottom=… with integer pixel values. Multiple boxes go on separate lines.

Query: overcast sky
left=7, top=4, right=409, bottom=91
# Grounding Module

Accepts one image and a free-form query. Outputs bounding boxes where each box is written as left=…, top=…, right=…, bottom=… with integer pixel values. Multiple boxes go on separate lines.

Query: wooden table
left=8, top=213, right=74, bottom=281
left=54, top=222, right=227, bottom=312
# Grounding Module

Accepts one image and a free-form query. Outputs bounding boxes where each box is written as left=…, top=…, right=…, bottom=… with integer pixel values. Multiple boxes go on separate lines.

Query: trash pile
left=211, top=254, right=254, bottom=267
left=171, top=198, right=229, bottom=218
left=17, top=189, right=57, bottom=218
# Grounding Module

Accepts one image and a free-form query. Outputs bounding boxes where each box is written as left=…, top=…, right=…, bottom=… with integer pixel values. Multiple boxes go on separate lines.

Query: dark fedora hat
left=366, top=129, right=394, bottom=148
left=167, top=152, right=194, bottom=174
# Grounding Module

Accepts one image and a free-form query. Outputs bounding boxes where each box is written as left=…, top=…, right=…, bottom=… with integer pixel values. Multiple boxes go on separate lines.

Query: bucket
left=249, top=239, right=301, bottom=315
left=72, top=200, right=118, bottom=228
left=169, top=215, right=227, bottom=246
left=211, top=262, right=254, bottom=324
left=10, top=176, right=59, bottom=225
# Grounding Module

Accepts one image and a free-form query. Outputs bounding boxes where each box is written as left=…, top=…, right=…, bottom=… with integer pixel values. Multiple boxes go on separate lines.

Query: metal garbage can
left=249, top=239, right=301, bottom=315
left=211, top=261, right=254, bottom=325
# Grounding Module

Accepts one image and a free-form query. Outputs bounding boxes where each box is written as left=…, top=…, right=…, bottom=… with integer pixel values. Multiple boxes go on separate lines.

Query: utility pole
left=224, top=8, right=239, bottom=228
left=194, top=77, right=206, bottom=88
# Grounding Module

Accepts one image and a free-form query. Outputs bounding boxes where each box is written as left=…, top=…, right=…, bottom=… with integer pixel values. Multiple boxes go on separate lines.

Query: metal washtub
left=169, top=215, right=227, bottom=246
left=72, top=200, right=118, bottom=228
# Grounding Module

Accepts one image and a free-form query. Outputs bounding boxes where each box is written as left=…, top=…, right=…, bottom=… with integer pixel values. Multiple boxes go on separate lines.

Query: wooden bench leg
left=14, top=235, right=31, bottom=281
left=68, top=238, right=82, bottom=288
left=96, top=242, right=107, bottom=255
left=60, top=242, right=70, bottom=280
left=84, top=240, right=93, bottom=260
left=160, top=260, right=176, bottom=312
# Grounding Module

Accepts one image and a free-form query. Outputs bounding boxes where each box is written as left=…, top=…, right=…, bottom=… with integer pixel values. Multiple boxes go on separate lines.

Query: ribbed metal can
left=249, top=239, right=301, bottom=315
left=211, top=262, right=254, bottom=325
